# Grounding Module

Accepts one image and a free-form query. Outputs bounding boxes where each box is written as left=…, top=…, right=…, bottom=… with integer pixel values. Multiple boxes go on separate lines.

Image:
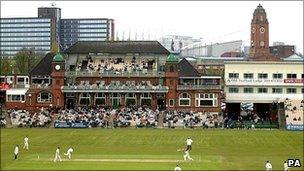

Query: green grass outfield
left=1, top=128, right=303, bottom=170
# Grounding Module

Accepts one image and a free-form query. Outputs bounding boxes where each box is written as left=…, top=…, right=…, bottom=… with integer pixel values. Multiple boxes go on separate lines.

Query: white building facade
left=224, top=60, right=303, bottom=120
left=225, top=61, right=303, bottom=103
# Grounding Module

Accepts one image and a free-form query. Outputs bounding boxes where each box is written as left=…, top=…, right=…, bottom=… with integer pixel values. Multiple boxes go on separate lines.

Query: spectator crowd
left=8, top=108, right=53, bottom=127
left=56, top=106, right=158, bottom=128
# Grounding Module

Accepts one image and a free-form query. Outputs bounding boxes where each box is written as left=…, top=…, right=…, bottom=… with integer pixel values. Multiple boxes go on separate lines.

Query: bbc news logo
left=288, top=159, right=301, bottom=167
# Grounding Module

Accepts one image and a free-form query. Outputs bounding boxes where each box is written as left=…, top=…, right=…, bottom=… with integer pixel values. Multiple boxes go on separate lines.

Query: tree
left=0, top=58, right=13, bottom=75
left=14, top=48, right=42, bottom=74
left=51, top=40, right=59, bottom=53
left=14, top=49, right=29, bottom=74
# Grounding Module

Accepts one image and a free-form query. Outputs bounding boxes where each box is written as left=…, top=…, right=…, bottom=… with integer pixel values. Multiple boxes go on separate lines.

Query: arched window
left=37, top=91, right=52, bottom=103
left=179, top=93, right=191, bottom=106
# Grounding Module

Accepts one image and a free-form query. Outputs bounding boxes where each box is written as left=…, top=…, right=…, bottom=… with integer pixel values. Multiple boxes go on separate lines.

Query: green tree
left=0, top=58, right=13, bottom=75
left=14, top=48, right=42, bottom=74
left=14, top=49, right=28, bottom=74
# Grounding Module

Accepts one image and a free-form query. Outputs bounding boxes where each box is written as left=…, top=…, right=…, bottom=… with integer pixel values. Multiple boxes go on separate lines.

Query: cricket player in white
left=23, top=136, right=29, bottom=150
left=284, top=161, right=289, bottom=171
left=64, top=147, right=74, bottom=159
left=54, top=147, right=62, bottom=162
left=14, top=145, right=19, bottom=160
left=265, top=161, right=272, bottom=171
left=174, top=164, right=182, bottom=171
left=183, top=149, right=193, bottom=161
left=186, top=137, right=193, bottom=151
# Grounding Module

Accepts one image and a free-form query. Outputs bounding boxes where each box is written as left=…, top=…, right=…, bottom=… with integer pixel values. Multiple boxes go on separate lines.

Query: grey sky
left=1, top=1, right=303, bottom=53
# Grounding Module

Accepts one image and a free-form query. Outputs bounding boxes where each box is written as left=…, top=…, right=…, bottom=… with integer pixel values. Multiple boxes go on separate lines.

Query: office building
left=0, top=6, right=114, bottom=57
left=0, top=18, right=52, bottom=56
left=60, top=18, right=114, bottom=50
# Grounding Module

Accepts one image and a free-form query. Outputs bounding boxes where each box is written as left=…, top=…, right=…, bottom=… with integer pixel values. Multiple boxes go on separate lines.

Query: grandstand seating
left=284, top=99, right=304, bottom=125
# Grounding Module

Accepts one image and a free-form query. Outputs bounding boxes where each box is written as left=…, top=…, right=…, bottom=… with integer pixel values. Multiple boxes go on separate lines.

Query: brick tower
left=165, top=54, right=179, bottom=110
left=51, top=53, right=65, bottom=108
left=249, top=4, right=278, bottom=61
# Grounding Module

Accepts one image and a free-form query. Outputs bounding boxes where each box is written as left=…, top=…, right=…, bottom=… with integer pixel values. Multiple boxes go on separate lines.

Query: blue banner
left=71, top=122, right=88, bottom=128
left=286, top=124, right=303, bottom=131
left=54, top=122, right=70, bottom=128
left=54, top=122, right=88, bottom=128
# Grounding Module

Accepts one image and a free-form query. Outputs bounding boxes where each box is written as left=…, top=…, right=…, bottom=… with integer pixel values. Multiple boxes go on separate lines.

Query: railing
left=62, top=85, right=169, bottom=93
left=11, top=84, right=30, bottom=88
left=30, top=84, right=51, bottom=89
left=65, top=70, right=165, bottom=77
left=177, top=84, right=221, bottom=90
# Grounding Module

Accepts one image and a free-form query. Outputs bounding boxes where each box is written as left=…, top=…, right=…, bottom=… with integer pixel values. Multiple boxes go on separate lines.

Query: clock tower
left=51, top=53, right=65, bottom=108
left=249, top=4, right=276, bottom=60
left=165, top=54, right=179, bottom=110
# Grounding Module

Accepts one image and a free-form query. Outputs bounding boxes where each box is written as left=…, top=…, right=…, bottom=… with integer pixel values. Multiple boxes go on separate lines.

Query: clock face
left=260, top=41, right=265, bottom=47
left=260, top=27, right=265, bottom=33
left=55, top=65, right=61, bottom=71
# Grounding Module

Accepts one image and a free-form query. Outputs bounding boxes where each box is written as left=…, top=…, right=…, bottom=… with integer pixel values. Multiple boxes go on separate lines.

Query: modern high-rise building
left=0, top=6, right=115, bottom=57
left=0, top=18, right=52, bottom=56
left=60, top=18, right=114, bottom=50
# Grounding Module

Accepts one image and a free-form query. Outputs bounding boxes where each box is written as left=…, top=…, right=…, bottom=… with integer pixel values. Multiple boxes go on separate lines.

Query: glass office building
left=60, top=19, right=114, bottom=50
left=0, top=18, right=52, bottom=56
left=0, top=7, right=115, bottom=57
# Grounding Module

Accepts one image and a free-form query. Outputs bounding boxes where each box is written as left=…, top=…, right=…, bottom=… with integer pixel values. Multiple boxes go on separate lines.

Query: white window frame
left=37, top=91, right=52, bottom=103
left=286, top=88, right=297, bottom=94
left=243, top=87, right=254, bottom=93
left=195, top=93, right=218, bottom=107
left=169, top=99, right=174, bottom=107
left=258, top=88, right=268, bottom=93
left=228, top=87, right=239, bottom=93
left=272, top=88, right=283, bottom=94
left=179, top=93, right=191, bottom=106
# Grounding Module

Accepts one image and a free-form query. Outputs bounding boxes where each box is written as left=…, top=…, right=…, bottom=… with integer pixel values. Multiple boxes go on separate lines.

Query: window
left=258, top=73, right=268, bottom=79
left=7, top=94, right=25, bottom=102
left=195, top=93, right=218, bottom=107
left=287, top=88, right=297, bottom=94
left=244, top=73, right=253, bottom=79
left=273, top=73, right=283, bottom=79
left=37, top=92, right=52, bottom=103
left=258, top=88, right=268, bottom=93
left=228, top=73, right=239, bottom=79
left=244, top=88, right=254, bottom=93
left=302, top=88, right=304, bottom=94
left=95, top=93, right=105, bottom=106
left=79, top=93, right=90, bottom=105
left=126, top=93, right=136, bottom=106
left=170, top=66, right=174, bottom=72
left=140, top=93, right=151, bottom=106
left=272, top=88, right=282, bottom=94
left=228, top=87, right=239, bottom=93
left=179, top=93, right=191, bottom=106
left=169, top=99, right=174, bottom=107
left=287, top=74, right=297, bottom=79
left=302, top=74, right=304, bottom=79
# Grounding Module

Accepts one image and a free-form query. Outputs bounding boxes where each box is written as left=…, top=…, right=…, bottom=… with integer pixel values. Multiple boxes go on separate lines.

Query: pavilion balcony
left=30, top=84, right=52, bottom=90
left=177, top=84, right=222, bottom=90
left=65, top=70, right=165, bottom=78
left=61, top=85, right=169, bottom=93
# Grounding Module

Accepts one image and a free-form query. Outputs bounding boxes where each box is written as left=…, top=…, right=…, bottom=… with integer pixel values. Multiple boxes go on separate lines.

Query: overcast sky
left=1, top=1, right=303, bottom=53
